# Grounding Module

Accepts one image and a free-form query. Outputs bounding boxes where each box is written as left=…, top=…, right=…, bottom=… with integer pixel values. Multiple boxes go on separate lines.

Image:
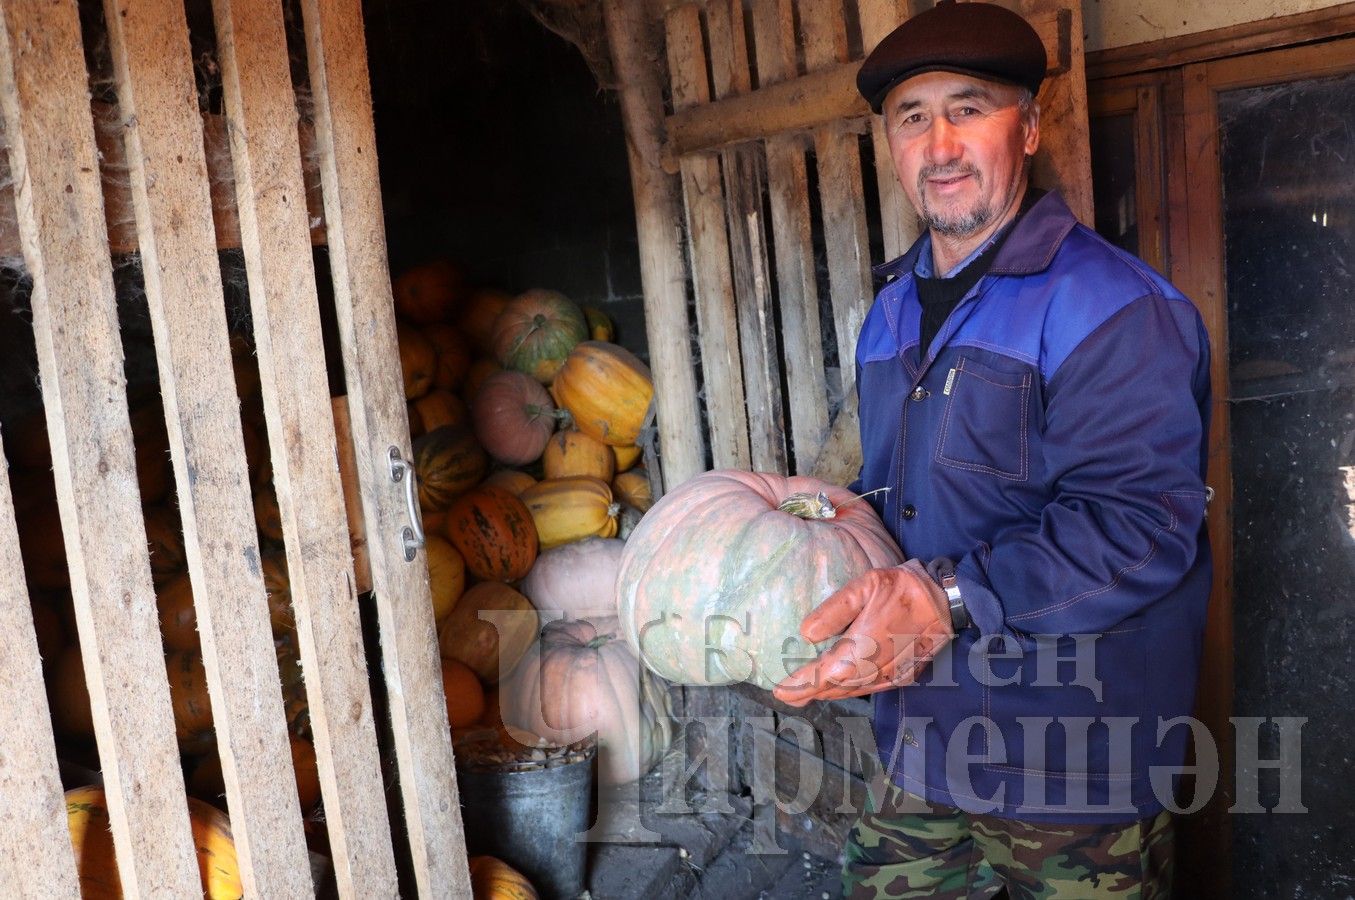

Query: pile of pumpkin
left=391, top=261, right=675, bottom=790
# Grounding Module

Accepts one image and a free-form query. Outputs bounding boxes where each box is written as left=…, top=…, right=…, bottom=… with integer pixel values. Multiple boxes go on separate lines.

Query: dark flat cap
left=858, top=0, right=1047, bottom=114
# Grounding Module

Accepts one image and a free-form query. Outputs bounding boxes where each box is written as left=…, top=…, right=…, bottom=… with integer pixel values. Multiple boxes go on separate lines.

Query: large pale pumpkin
left=550, top=342, right=653, bottom=447
left=413, top=425, right=489, bottom=510
left=616, top=470, right=904, bottom=689
left=472, top=371, right=559, bottom=466
left=66, top=785, right=243, bottom=898
left=443, top=486, right=539, bottom=582
left=439, top=581, right=539, bottom=683
left=519, top=537, right=625, bottom=620
left=491, top=289, right=588, bottom=383
left=504, top=617, right=673, bottom=786
left=542, top=429, right=614, bottom=482
left=520, top=477, right=620, bottom=550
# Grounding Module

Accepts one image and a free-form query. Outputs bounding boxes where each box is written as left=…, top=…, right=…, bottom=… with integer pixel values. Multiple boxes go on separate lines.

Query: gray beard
left=917, top=165, right=992, bottom=237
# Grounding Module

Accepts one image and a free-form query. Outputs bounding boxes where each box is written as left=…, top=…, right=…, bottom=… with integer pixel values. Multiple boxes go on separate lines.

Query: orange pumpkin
left=262, top=549, right=294, bottom=635
left=472, top=371, right=559, bottom=466
left=520, top=477, right=621, bottom=550
left=550, top=342, right=654, bottom=446
left=462, top=357, right=503, bottom=405
left=254, top=482, right=284, bottom=543
left=412, top=389, right=469, bottom=435
left=583, top=306, right=615, bottom=342
left=130, top=405, right=173, bottom=505
left=612, top=443, right=643, bottom=473
left=442, top=657, right=487, bottom=729
left=157, top=574, right=199, bottom=652
left=542, top=429, right=614, bottom=482
left=612, top=468, right=654, bottom=512
left=459, top=289, right=511, bottom=354
left=491, top=289, right=588, bottom=383
left=438, top=582, right=539, bottom=683
left=468, top=855, right=539, bottom=900
left=66, top=785, right=243, bottom=898
left=425, top=533, right=467, bottom=621
left=393, top=260, right=465, bottom=324
left=167, top=649, right=215, bottom=754
left=413, top=425, right=489, bottom=511
left=482, top=469, right=537, bottom=497
left=144, top=505, right=186, bottom=585
left=50, top=646, right=95, bottom=740
left=189, top=733, right=322, bottom=814
left=427, top=323, right=472, bottom=392
left=443, top=486, right=539, bottom=582
left=398, top=321, right=438, bottom=400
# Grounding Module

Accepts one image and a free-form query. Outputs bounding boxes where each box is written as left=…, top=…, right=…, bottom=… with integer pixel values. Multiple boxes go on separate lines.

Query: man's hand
left=772, top=560, right=954, bottom=707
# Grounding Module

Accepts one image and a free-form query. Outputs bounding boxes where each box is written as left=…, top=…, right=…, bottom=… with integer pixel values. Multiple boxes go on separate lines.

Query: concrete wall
left=1084, top=0, right=1350, bottom=51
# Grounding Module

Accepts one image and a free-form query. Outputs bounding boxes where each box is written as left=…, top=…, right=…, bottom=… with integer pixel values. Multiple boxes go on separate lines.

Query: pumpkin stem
left=607, top=502, right=622, bottom=518
left=585, top=633, right=617, bottom=649
left=777, top=486, right=890, bottom=520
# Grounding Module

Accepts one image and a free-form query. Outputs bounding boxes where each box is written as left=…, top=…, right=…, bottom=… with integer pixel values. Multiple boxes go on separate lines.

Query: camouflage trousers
left=843, top=783, right=1173, bottom=899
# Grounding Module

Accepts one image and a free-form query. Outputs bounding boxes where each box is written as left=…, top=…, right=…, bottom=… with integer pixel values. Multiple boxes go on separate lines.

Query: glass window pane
left=1219, top=70, right=1355, bottom=899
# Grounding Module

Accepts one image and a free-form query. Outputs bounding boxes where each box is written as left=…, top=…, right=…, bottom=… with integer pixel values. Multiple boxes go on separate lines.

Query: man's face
left=882, top=71, right=1040, bottom=239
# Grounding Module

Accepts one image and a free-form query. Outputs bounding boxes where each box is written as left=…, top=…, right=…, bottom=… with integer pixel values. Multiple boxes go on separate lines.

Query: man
left=772, top=2, right=1212, bottom=897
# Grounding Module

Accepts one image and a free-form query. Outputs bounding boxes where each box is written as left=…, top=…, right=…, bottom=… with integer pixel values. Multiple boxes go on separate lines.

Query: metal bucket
left=457, top=745, right=597, bottom=899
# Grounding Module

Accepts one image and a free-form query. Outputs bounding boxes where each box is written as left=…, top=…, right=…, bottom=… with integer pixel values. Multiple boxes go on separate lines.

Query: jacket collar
left=871, top=189, right=1078, bottom=282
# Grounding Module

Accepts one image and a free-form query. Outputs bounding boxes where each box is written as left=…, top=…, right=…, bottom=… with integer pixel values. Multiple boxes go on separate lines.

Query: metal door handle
left=388, top=446, right=424, bottom=561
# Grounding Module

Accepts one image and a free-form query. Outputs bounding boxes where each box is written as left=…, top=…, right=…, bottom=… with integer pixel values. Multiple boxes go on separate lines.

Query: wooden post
left=858, top=0, right=918, bottom=262
left=706, top=0, right=789, bottom=474
left=665, top=4, right=751, bottom=471
left=102, top=0, right=314, bottom=892
left=752, top=0, right=831, bottom=472
left=603, top=0, right=706, bottom=490
left=300, top=0, right=472, bottom=893
left=0, top=0, right=201, bottom=894
left=0, top=441, right=79, bottom=892
left=211, top=0, right=399, bottom=892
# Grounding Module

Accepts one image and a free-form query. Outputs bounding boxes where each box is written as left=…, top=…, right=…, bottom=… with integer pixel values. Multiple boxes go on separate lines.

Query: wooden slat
left=604, top=0, right=706, bottom=489
left=297, top=0, right=473, bottom=893
left=1026, top=0, right=1093, bottom=224
left=210, top=0, right=400, bottom=894
left=706, top=0, right=789, bottom=473
left=753, top=0, right=830, bottom=471
left=0, top=1, right=202, bottom=895
left=0, top=442, right=79, bottom=895
left=101, top=0, right=315, bottom=893
left=802, top=0, right=874, bottom=403
left=666, top=5, right=751, bottom=471
left=857, top=0, right=917, bottom=261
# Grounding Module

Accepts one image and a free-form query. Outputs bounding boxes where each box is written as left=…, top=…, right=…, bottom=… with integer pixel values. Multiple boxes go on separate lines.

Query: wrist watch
left=928, top=558, right=970, bottom=632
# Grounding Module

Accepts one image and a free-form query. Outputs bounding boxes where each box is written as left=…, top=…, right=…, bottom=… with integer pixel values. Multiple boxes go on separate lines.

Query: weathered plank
left=298, top=0, right=473, bottom=892
left=211, top=0, right=399, bottom=893
left=0, top=438, right=79, bottom=895
left=102, top=0, right=315, bottom=893
left=802, top=0, right=874, bottom=403
left=858, top=0, right=918, bottom=261
left=706, top=0, right=788, bottom=473
left=666, top=4, right=751, bottom=471
left=604, top=0, right=705, bottom=489
left=0, top=0, right=201, bottom=895
left=1025, top=0, right=1093, bottom=225
left=752, top=0, right=830, bottom=472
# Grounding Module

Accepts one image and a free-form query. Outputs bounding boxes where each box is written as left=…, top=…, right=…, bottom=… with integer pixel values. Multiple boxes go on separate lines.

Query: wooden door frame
left=1087, top=75, right=1169, bottom=273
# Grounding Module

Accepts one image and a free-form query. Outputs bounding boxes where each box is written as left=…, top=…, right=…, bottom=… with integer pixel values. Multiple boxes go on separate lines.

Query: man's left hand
left=772, top=560, right=954, bottom=707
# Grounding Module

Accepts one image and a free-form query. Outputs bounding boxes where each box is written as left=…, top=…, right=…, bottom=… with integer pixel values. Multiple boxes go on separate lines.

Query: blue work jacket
left=855, top=191, right=1212, bottom=823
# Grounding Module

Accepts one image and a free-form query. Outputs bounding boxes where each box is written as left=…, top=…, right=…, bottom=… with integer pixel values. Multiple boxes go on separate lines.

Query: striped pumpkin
left=468, top=856, right=539, bottom=900
left=443, top=486, right=539, bottom=582
left=413, top=425, right=489, bottom=511
left=520, top=476, right=620, bottom=550
left=491, top=289, right=588, bottom=384
left=550, top=342, right=653, bottom=447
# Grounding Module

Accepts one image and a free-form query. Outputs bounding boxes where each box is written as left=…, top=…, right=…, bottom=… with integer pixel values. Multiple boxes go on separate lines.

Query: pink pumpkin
left=504, top=616, right=673, bottom=785
left=520, top=537, right=625, bottom=620
left=616, top=470, right=904, bottom=689
left=472, top=370, right=559, bottom=466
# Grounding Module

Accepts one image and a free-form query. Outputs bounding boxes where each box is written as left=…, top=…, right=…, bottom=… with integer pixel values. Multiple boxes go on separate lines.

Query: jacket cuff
left=956, top=554, right=1006, bottom=637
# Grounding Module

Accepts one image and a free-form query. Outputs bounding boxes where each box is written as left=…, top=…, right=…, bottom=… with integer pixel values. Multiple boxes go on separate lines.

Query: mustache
left=917, top=164, right=981, bottom=188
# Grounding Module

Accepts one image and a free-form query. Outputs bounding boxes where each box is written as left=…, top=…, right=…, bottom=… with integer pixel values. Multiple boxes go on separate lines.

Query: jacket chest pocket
left=934, top=355, right=1031, bottom=481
